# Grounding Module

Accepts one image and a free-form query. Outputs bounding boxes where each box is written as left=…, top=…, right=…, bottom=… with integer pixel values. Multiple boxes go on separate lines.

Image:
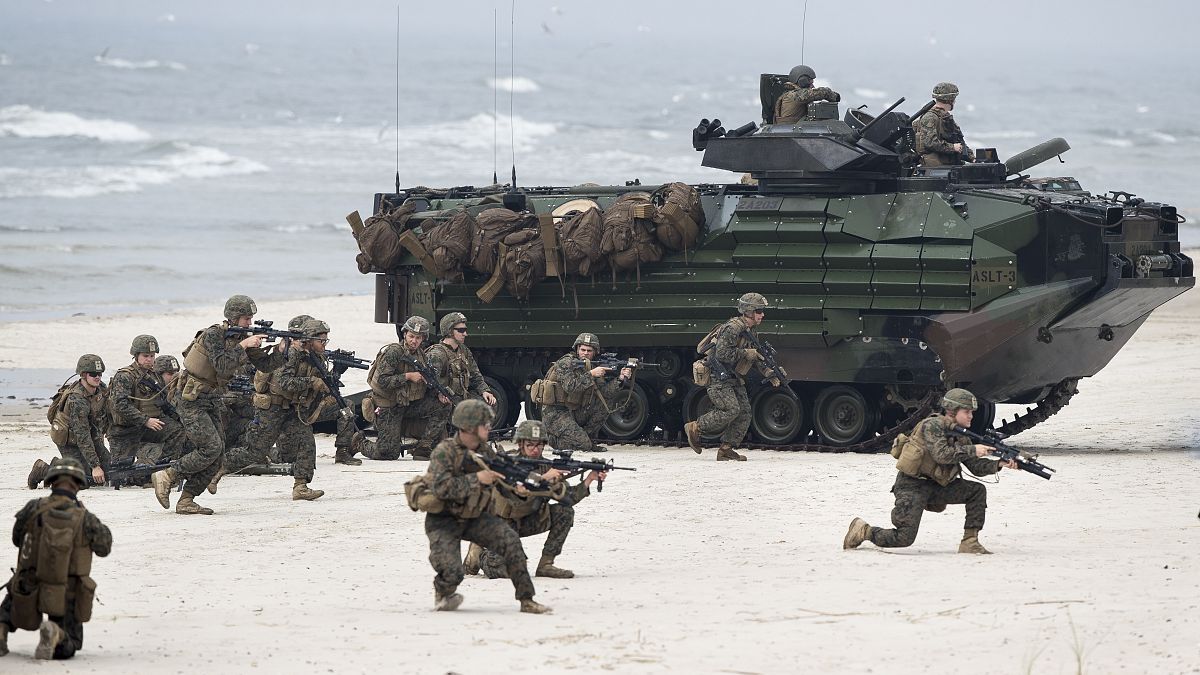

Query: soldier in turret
left=842, top=388, right=1017, bottom=554
left=533, top=333, right=632, bottom=454
left=914, top=82, right=974, bottom=166
left=106, top=335, right=186, bottom=466
left=772, top=65, right=841, bottom=124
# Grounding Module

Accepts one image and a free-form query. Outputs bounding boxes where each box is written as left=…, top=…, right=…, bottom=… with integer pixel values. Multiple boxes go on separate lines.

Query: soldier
left=361, top=316, right=451, bottom=461
left=914, top=82, right=974, bottom=167
left=424, top=399, right=551, bottom=614
left=425, top=312, right=497, bottom=412
left=772, top=65, right=841, bottom=124
left=467, top=419, right=605, bottom=581
left=0, top=458, right=112, bottom=660
left=137, top=355, right=182, bottom=465
left=55, top=355, right=112, bottom=484
left=685, top=292, right=783, bottom=461
left=151, top=294, right=285, bottom=515
left=106, top=335, right=186, bottom=467
left=218, top=318, right=337, bottom=501
left=536, top=333, right=631, bottom=454
left=843, top=388, right=1017, bottom=554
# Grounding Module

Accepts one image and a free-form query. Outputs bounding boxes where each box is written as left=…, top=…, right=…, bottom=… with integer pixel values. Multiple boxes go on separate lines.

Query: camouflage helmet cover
left=402, top=316, right=431, bottom=336
left=942, top=387, right=978, bottom=411
left=573, top=332, right=600, bottom=351
left=287, top=314, right=314, bottom=332
left=75, top=354, right=106, bottom=375
left=736, top=292, right=770, bottom=314
left=153, top=355, right=180, bottom=374
left=514, top=419, right=547, bottom=442
left=439, top=312, right=468, bottom=337
left=129, top=334, right=160, bottom=356
left=300, top=318, right=331, bottom=339
left=45, top=457, right=87, bottom=488
left=223, top=294, right=258, bottom=322
left=789, top=64, right=816, bottom=85
left=451, top=398, right=494, bottom=430
left=933, top=82, right=960, bottom=103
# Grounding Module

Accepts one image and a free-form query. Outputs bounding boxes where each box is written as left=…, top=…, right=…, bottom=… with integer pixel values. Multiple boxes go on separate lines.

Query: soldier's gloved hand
left=744, top=348, right=761, bottom=362
left=312, top=378, right=330, bottom=394
left=476, top=469, right=503, bottom=485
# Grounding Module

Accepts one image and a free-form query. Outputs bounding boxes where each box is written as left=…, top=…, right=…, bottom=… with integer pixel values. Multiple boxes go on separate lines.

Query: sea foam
left=0, top=105, right=152, bottom=142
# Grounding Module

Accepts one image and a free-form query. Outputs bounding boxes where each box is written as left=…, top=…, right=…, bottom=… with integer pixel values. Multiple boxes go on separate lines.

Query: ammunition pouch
left=404, top=473, right=444, bottom=513
left=251, top=393, right=275, bottom=410
left=451, top=484, right=493, bottom=519
left=180, top=374, right=207, bottom=402
left=75, top=575, right=97, bottom=622
left=8, top=571, right=40, bottom=630
left=734, top=357, right=754, bottom=377
left=892, top=432, right=924, bottom=478
left=529, top=378, right=567, bottom=407
left=692, top=360, right=711, bottom=387
left=38, top=582, right=67, bottom=618
left=49, top=411, right=69, bottom=447
left=360, top=396, right=376, bottom=423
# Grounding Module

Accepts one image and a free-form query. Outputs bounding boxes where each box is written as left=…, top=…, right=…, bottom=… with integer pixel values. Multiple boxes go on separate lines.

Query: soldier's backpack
left=555, top=206, right=607, bottom=277
left=652, top=182, right=705, bottom=252
left=469, top=208, right=537, bottom=275
left=600, top=192, right=663, bottom=281
left=499, top=228, right=547, bottom=301
left=355, top=201, right=419, bottom=273
left=403, top=473, right=444, bottom=513
left=46, top=379, right=77, bottom=447
left=413, top=209, right=477, bottom=282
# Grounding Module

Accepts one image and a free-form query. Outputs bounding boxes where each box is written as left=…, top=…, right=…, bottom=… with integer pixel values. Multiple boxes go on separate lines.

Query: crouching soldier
left=106, top=334, right=186, bottom=465
left=465, top=419, right=604, bottom=580
left=361, top=316, right=451, bottom=461
left=534, top=333, right=631, bottom=454
left=0, top=458, right=112, bottom=660
left=422, top=400, right=550, bottom=614
left=843, top=388, right=1017, bottom=554
left=29, top=355, right=113, bottom=490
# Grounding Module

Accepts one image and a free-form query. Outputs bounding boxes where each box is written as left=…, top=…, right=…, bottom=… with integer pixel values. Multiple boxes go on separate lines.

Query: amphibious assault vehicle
left=349, top=83, right=1193, bottom=451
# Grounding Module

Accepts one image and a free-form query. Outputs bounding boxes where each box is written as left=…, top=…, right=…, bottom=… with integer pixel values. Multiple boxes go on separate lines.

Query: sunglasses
left=452, top=327, right=468, bottom=334
left=753, top=309, right=765, bottom=315
left=83, top=372, right=102, bottom=378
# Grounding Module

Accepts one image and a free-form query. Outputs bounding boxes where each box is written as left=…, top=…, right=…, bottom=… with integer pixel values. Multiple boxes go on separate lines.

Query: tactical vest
left=182, top=323, right=238, bottom=399
left=16, top=496, right=96, bottom=620
left=52, top=382, right=107, bottom=448
left=440, top=440, right=495, bottom=518
left=427, top=341, right=471, bottom=398
left=914, top=109, right=963, bottom=167
left=530, top=355, right=595, bottom=410
left=109, top=364, right=162, bottom=427
left=894, top=414, right=969, bottom=486
left=266, top=351, right=320, bottom=407
left=368, top=343, right=427, bottom=408
left=699, top=318, right=757, bottom=378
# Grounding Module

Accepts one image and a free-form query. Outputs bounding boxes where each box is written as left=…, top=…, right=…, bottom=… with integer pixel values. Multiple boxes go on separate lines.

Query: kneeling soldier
left=0, top=458, right=112, bottom=660
left=362, top=316, right=451, bottom=461
left=843, top=388, right=1017, bottom=554
left=106, top=334, right=186, bottom=465
left=534, top=333, right=631, bottom=454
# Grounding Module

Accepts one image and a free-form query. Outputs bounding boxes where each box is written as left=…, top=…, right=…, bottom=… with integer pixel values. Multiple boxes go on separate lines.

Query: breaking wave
left=0, top=105, right=152, bottom=142
left=398, top=113, right=557, bottom=153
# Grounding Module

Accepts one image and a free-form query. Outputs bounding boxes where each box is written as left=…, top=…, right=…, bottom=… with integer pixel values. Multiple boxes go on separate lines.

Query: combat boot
left=26, top=458, right=49, bottom=490
left=462, top=543, right=484, bottom=575
left=716, top=444, right=747, bottom=461
left=843, top=517, right=871, bottom=550
left=535, top=554, right=575, bottom=579
left=590, top=445, right=608, bottom=454
left=206, top=462, right=229, bottom=495
left=292, top=479, right=324, bottom=501
left=519, top=599, right=553, bottom=614
left=175, top=493, right=214, bottom=515
left=34, top=620, right=64, bottom=660
left=958, top=529, right=992, bottom=554
left=684, top=421, right=703, bottom=454
left=410, top=444, right=433, bottom=461
left=434, top=592, right=464, bottom=611
left=1, top=622, right=9, bottom=656
left=152, top=466, right=178, bottom=509
left=333, top=447, right=362, bottom=466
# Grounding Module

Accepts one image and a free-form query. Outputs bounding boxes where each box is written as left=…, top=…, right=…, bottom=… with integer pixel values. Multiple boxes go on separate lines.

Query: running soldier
left=361, top=316, right=451, bottom=461
left=533, top=333, right=631, bottom=454
left=106, top=335, right=186, bottom=466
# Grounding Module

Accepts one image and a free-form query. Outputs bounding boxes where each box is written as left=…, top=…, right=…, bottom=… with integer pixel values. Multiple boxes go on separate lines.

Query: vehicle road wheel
left=750, top=386, right=807, bottom=445
left=483, top=375, right=517, bottom=428
left=813, top=385, right=878, bottom=447
left=601, top=384, right=652, bottom=441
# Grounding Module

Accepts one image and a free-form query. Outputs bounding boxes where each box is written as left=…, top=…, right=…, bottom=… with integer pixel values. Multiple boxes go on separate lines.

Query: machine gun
left=228, top=374, right=255, bottom=395
left=950, top=426, right=1056, bottom=480
left=737, top=329, right=798, bottom=400
left=98, top=457, right=174, bottom=490
left=225, top=319, right=306, bottom=345
left=571, top=352, right=661, bottom=376
left=513, top=448, right=636, bottom=493
left=398, top=355, right=456, bottom=401
left=326, top=348, right=369, bottom=375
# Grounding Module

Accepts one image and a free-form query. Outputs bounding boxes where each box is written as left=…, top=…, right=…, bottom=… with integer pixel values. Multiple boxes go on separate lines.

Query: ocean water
left=2, top=2, right=1198, bottom=321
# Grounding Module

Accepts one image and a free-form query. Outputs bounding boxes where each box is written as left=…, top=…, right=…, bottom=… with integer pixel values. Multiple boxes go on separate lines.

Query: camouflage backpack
left=469, top=208, right=538, bottom=275
left=500, top=228, right=547, bottom=301
left=355, top=200, right=419, bottom=273
left=414, top=209, right=477, bottom=282
left=600, top=192, right=664, bottom=279
left=555, top=206, right=607, bottom=277
left=46, top=378, right=77, bottom=447
left=652, top=182, right=705, bottom=252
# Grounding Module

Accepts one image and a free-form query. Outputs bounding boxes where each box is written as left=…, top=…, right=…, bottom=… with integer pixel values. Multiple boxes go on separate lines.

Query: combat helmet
left=440, top=312, right=468, bottom=337
left=573, top=332, right=600, bottom=351
left=402, top=316, right=431, bottom=336
left=933, top=82, right=960, bottom=103
left=129, top=334, right=160, bottom=356
left=44, top=457, right=87, bottom=488
left=76, top=354, right=105, bottom=376
left=514, top=419, right=547, bottom=443
left=153, top=355, right=180, bottom=374
left=300, top=318, right=330, bottom=339
left=451, top=398, right=494, bottom=431
left=736, top=292, right=769, bottom=314
left=788, top=65, right=816, bottom=86
left=287, top=314, right=314, bottom=332
left=224, top=294, right=258, bottom=322
left=942, top=388, right=978, bottom=411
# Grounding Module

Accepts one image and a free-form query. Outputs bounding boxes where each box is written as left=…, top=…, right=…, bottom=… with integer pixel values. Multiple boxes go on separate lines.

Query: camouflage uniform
left=866, top=414, right=999, bottom=548
left=220, top=364, right=258, bottom=453
left=425, top=436, right=537, bottom=602
left=774, top=84, right=841, bottom=123
left=914, top=108, right=972, bottom=167
left=363, top=341, right=450, bottom=460
left=56, top=382, right=111, bottom=476
left=696, top=317, right=770, bottom=445
left=106, top=362, right=186, bottom=464
left=479, top=479, right=591, bottom=579
left=425, top=340, right=490, bottom=404
left=539, top=353, right=625, bottom=452
left=0, top=463, right=112, bottom=660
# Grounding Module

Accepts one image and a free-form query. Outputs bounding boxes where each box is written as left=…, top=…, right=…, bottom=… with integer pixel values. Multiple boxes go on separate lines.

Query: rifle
left=474, top=450, right=554, bottom=493
left=326, top=348, right=370, bottom=376
left=225, top=319, right=307, bottom=345
left=228, top=374, right=255, bottom=395
left=303, top=350, right=355, bottom=420
left=949, top=426, right=1056, bottom=480
left=137, top=374, right=180, bottom=421
left=513, top=448, right=636, bottom=493
left=737, top=329, right=798, bottom=400
left=99, top=457, right=174, bottom=490
left=570, top=352, right=661, bottom=376
left=398, top=355, right=456, bottom=401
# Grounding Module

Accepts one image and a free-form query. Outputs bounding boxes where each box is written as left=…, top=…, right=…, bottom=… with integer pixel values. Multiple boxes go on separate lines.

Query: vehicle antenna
left=493, top=7, right=499, bottom=185
left=394, top=4, right=401, bottom=195
left=801, top=0, right=808, bottom=64
left=509, top=0, right=517, bottom=189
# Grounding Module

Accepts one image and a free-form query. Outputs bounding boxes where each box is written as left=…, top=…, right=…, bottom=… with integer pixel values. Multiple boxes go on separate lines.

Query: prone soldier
left=106, top=334, right=186, bottom=467
left=772, top=65, right=841, bottom=124
left=425, top=312, right=497, bottom=414
left=361, top=316, right=452, bottom=461
left=532, top=333, right=631, bottom=454
left=0, top=458, right=112, bottom=660
left=913, top=82, right=974, bottom=166
left=843, top=388, right=1017, bottom=554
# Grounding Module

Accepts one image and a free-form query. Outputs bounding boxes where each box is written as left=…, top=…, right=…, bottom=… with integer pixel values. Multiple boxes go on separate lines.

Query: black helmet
left=789, top=65, right=816, bottom=86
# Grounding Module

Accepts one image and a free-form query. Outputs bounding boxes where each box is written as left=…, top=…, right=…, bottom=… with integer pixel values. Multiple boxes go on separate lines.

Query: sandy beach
left=0, top=282, right=1197, bottom=674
